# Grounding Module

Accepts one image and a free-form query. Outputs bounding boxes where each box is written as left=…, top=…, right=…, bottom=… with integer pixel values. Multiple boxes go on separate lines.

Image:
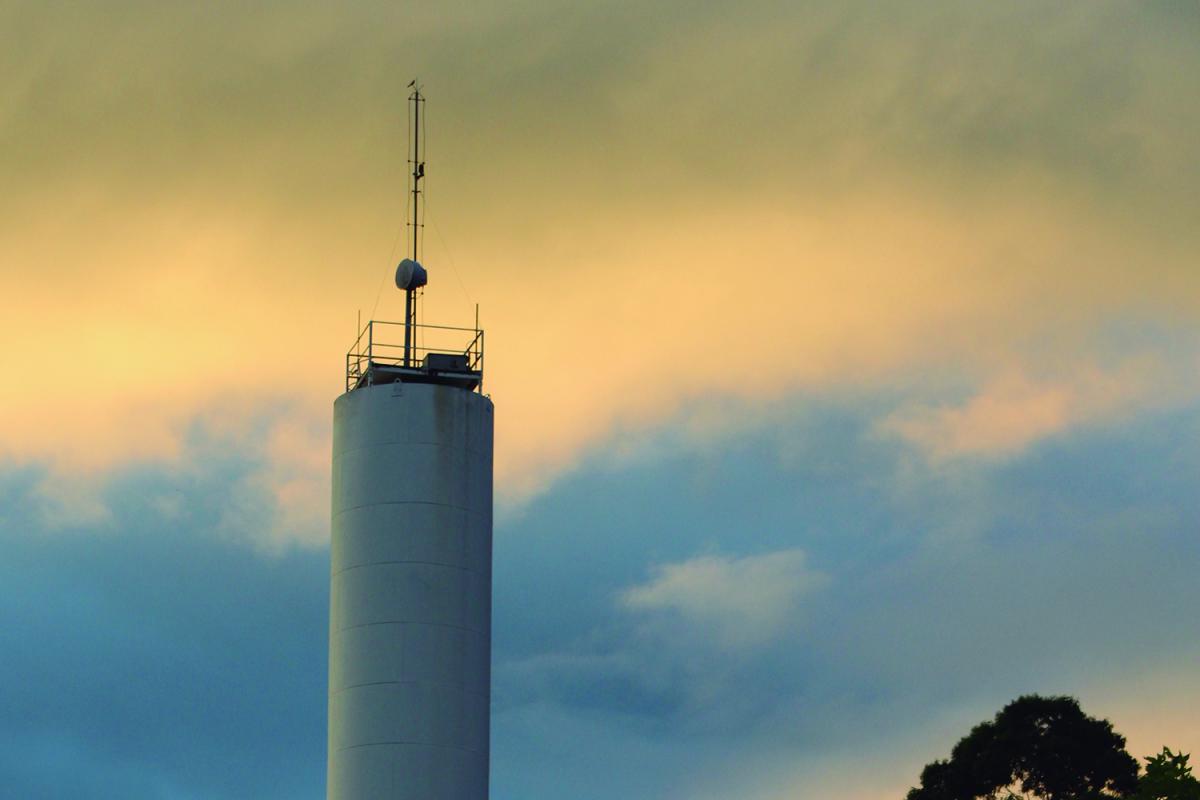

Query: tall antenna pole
left=410, top=84, right=423, bottom=262
left=404, top=81, right=425, bottom=367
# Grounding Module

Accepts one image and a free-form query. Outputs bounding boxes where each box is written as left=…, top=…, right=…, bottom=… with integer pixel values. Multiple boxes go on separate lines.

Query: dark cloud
left=4, top=0, right=1197, bottom=217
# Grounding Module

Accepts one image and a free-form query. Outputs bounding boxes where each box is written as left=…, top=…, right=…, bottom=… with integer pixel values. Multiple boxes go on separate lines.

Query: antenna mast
left=404, top=81, right=425, bottom=366
left=408, top=82, right=424, bottom=262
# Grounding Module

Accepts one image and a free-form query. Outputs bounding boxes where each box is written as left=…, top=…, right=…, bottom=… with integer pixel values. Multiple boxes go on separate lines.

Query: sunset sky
left=2, top=2, right=1199, bottom=798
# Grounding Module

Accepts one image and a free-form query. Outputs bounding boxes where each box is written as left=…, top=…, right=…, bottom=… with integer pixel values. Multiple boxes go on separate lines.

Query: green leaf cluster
left=1133, top=749, right=1200, bottom=800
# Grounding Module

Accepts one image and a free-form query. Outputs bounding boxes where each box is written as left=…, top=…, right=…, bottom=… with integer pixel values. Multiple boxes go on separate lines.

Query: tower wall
left=328, top=380, right=493, bottom=799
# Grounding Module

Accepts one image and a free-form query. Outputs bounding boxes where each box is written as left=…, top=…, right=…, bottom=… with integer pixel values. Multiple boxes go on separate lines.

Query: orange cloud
left=878, top=359, right=1181, bottom=461
left=3, top=0, right=1199, bottom=517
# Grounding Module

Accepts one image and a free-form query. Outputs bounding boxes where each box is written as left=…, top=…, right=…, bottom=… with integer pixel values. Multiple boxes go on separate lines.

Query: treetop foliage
left=906, top=695, right=1139, bottom=800
left=1133, top=749, right=1200, bottom=800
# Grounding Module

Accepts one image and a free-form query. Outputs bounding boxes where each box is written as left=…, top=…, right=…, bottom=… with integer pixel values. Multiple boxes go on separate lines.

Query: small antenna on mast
left=408, top=80, right=424, bottom=263
left=395, top=81, right=428, bottom=367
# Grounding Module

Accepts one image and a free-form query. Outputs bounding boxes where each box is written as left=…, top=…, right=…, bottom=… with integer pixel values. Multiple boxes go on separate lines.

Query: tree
left=1134, top=749, right=1200, bottom=800
left=905, top=695, right=1140, bottom=800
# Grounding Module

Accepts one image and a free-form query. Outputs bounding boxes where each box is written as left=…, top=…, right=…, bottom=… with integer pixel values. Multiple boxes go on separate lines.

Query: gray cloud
left=621, top=549, right=829, bottom=648
left=4, top=1, right=1197, bottom=219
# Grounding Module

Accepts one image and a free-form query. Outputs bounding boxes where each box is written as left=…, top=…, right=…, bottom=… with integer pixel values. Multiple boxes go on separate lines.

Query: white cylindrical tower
left=328, top=377, right=493, bottom=799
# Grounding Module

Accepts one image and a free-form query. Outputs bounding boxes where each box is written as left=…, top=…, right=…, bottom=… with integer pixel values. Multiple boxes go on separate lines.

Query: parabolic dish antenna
left=395, top=258, right=428, bottom=291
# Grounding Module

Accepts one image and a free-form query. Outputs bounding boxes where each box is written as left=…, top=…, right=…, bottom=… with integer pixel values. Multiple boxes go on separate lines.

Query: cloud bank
left=2, top=0, right=1199, bottom=507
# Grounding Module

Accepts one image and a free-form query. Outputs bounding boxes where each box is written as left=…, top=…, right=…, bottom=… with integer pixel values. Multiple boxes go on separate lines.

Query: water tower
left=327, top=86, right=493, bottom=799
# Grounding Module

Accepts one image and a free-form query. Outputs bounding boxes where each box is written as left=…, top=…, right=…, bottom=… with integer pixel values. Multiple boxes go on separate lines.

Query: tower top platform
left=346, top=318, right=484, bottom=394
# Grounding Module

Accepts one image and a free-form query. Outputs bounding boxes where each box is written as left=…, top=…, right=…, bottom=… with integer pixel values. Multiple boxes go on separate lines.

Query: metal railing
left=346, top=320, right=484, bottom=392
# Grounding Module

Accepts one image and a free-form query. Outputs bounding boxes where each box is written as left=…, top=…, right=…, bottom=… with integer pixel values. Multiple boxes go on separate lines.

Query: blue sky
left=3, top=379, right=1198, bottom=798
left=3, top=2, right=1199, bottom=797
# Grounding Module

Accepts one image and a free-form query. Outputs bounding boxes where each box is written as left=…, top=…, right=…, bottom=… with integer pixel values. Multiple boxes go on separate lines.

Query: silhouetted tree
left=905, top=695, right=1139, bottom=800
left=1134, top=749, right=1200, bottom=800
